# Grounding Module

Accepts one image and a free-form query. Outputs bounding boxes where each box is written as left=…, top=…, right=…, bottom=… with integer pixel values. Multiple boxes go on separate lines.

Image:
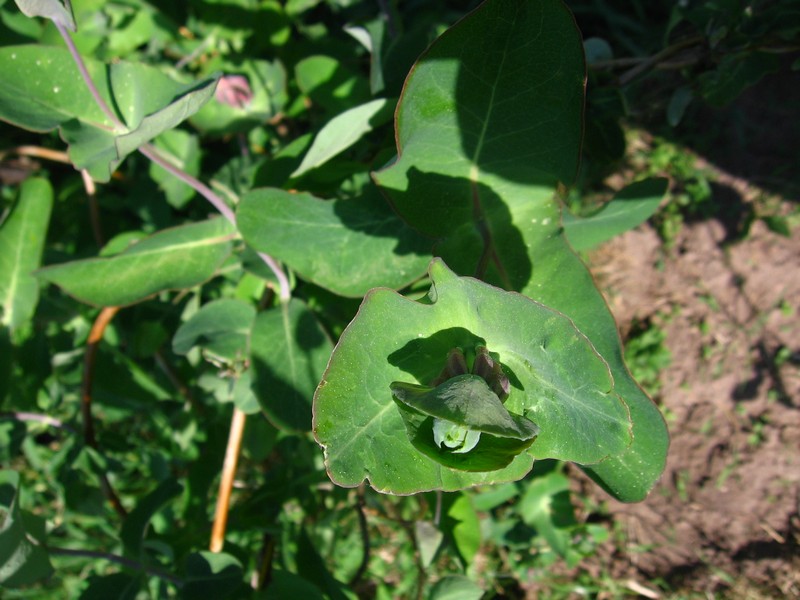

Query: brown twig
left=210, top=407, right=247, bottom=552
left=618, top=35, right=705, bottom=86
left=0, top=145, right=71, bottom=163
left=252, top=533, right=276, bottom=590
left=81, top=306, right=127, bottom=518
left=80, top=169, right=104, bottom=247
left=154, top=349, right=198, bottom=410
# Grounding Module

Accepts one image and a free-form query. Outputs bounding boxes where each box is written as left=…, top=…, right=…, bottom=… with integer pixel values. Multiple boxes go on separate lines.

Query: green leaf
left=562, top=178, right=668, bottom=251
left=374, top=0, right=584, bottom=239
left=237, top=186, right=431, bottom=297
left=12, top=0, right=75, bottom=31
left=391, top=376, right=539, bottom=471
left=0, top=45, right=218, bottom=181
left=265, top=569, right=326, bottom=599
left=370, top=0, right=667, bottom=501
left=173, top=298, right=256, bottom=364
left=0, top=177, right=53, bottom=331
left=314, top=259, right=632, bottom=494
left=0, top=469, right=53, bottom=587
left=36, top=218, right=235, bottom=307
left=291, top=98, right=393, bottom=177
left=182, top=552, right=244, bottom=600
left=250, top=299, right=333, bottom=431
left=295, top=55, right=371, bottom=115
left=429, top=575, right=483, bottom=600
left=699, top=51, right=780, bottom=107
left=415, top=521, right=443, bottom=568
left=120, top=477, right=182, bottom=558
left=516, top=470, right=575, bottom=557
left=78, top=573, right=142, bottom=600
left=444, top=493, right=481, bottom=565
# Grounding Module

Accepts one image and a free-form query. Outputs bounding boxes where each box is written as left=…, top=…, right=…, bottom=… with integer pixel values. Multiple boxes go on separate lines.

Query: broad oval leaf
left=313, top=259, right=632, bottom=494
left=36, top=218, right=235, bottom=307
left=237, top=186, right=431, bottom=297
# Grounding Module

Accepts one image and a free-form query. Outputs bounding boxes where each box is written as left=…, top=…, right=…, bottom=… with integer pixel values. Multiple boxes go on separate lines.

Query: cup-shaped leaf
left=314, top=258, right=632, bottom=494
left=391, top=374, right=539, bottom=471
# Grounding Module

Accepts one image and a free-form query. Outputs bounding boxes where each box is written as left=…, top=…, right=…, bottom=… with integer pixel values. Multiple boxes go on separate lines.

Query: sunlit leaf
left=36, top=218, right=235, bottom=307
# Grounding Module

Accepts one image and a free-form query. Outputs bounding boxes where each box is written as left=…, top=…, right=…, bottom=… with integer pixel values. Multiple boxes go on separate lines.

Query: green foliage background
left=0, top=0, right=795, bottom=597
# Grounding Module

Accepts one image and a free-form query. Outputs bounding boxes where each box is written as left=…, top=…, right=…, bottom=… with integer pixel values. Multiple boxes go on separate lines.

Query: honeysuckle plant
left=0, top=0, right=671, bottom=594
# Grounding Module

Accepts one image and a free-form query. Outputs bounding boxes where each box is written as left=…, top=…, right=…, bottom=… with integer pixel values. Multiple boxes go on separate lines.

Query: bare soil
left=576, top=206, right=799, bottom=598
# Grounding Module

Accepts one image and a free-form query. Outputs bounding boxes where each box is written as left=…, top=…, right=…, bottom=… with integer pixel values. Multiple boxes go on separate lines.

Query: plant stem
left=138, top=143, right=236, bottom=223
left=210, top=407, right=247, bottom=552
left=56, top=22, right=124, bottom=129
left=0, top=411, right=77, bottom=434
left=618, top=35, right=705, bottom=85
left=80, top=168, right=105, bottom=246
left=0, top=145, right=71, bottom=163
left=348, top=484, right=370, bottom=586
left=82, top=306, right=127, bottom=519
left=48, top=546, right=182, bottom=586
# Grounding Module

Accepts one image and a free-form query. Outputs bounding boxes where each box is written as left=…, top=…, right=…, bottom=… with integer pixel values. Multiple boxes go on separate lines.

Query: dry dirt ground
left=574, top=205, right=799, bottom=598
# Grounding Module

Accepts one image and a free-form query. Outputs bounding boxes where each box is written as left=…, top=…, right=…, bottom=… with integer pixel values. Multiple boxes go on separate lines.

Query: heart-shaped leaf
left=314, top=258, right=632, bottom=494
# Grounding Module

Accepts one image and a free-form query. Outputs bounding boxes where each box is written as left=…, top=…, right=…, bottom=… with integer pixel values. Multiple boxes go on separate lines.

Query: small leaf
left=78, top=573, right=142, bottom=600
left=13, top=0, right=75, bottom=31
left=391, top=376, right=538, bottom=441
left=429, top=575, right=483, bottom=600
left=120, top=478, right=182, bottom=558
left=0, top=470, right=53, bottom=587
left=173, top=298, right=256, bottom=364
left=562, top=178, right=668, bottom=251
left=415, top=521, right=443, bottom=568
left=250, top=299, right=333, bottom=431
left=36, top=218, right=235, bottom=307
left=291, top=98, right=393, bottom=177
left=444, top=493, right=481, bottom=565
left=667, top=86, right=693, bottom=127
left=0, top=177, right=53, bottom=331
left=182, top=552, right=244, bottom=600
left=516, top=471, right=575, bottom=557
